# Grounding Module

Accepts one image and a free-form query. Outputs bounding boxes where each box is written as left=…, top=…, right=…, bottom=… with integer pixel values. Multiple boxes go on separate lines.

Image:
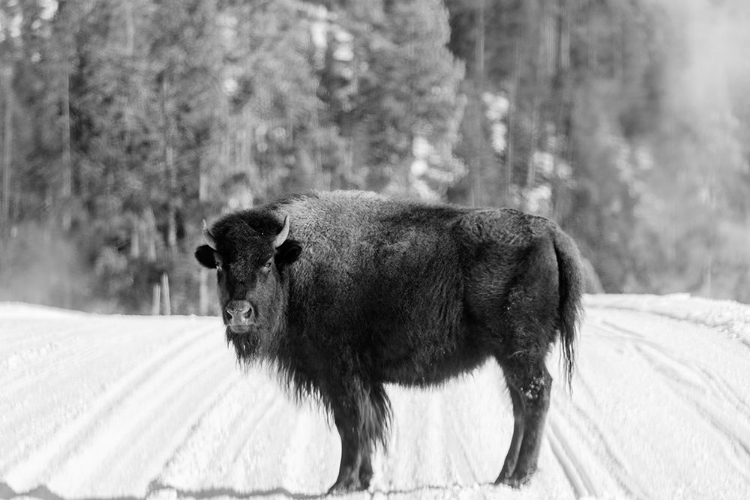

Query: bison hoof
left=497, top=469, right=535, bottom=489
left=327, top=477, right=367, bottom=495
left=498, top=476, right=524, bottom=489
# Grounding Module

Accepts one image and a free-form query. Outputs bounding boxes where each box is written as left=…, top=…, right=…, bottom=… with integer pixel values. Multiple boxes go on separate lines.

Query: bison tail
left=553, top=226, right=585, bottom=389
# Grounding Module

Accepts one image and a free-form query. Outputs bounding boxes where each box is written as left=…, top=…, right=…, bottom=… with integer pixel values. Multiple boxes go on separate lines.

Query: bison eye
left=262, top=258, right=274, bottom=271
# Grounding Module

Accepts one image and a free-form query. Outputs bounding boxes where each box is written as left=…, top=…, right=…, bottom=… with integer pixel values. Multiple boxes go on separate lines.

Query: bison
left=195, top=190, right=584, bottom=493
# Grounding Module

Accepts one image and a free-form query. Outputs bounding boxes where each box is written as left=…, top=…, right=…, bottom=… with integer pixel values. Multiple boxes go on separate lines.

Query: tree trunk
left=523, top=2, right=546, bottom=213
left=523, top=99, right=539, bottom=211
left=551, top=0, right=571, bottom=219
left=506, top=38, right=521, bottom=208
left=144, top=206, right=157, bottom=262
left=199, top=268, right=209, bottom=316
left=61, top=46, right=72, bottom=231
left=198, top=101, right=211, bottom=315
left=130, top=216, right=141, bottom=258
left=2, top=70, right=11, bottom=231
left=161, top=75, right=177, bottom=249
left=475, top=0, right=485, bottom=96
left=161, top=273, right=171, bottom=315
left=704, top=251, right=713, bottom=298
left=466, top=0, right=486, bottom=207
left=152, top=283, right=161, bottom=315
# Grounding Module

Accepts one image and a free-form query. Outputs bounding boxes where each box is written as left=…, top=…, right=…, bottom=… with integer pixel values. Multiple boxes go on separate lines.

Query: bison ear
left=275, top=239, right=302, bottom=268
left=195, top=245, right=217, bottom=269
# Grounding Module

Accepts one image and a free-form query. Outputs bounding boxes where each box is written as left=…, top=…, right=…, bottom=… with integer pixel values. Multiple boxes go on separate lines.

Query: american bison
left=195, top=190, right=584, bottom=493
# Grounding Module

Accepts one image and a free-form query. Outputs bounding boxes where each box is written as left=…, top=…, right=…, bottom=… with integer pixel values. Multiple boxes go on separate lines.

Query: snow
left=585, top=293, right=750, bottom=348
left=2, top=296, right=750, bottom=499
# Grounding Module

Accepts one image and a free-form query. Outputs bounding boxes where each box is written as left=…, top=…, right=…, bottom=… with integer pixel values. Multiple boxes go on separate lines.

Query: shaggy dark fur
left=195, top=190, right=584, bottom=493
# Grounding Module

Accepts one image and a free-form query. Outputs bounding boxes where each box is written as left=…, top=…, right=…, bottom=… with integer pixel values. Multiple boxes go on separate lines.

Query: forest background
left=1, top=0, right=749, bottom=314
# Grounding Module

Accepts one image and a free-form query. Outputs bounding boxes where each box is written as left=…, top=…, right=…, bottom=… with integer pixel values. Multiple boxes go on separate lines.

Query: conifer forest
left=1, top=0, right=749, bottom=314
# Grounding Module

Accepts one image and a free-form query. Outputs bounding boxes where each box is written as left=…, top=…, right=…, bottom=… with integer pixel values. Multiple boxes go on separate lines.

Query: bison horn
left=273, top=215, right=290, bottom=248
left=203, top=220, right=217, bottom=249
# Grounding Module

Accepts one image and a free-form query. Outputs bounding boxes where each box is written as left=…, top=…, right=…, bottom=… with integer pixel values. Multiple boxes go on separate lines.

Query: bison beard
left=195, top=190, right=585, bottom=494
left=226, top=328, right=261, bottom=360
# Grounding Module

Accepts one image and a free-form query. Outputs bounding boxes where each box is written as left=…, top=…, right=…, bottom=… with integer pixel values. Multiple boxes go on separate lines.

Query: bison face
left=195, top=214, right=302, bottom=358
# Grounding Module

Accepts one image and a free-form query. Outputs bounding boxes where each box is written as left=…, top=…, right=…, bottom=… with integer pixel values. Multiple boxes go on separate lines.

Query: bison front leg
left=329, top=411, right=368, bottom=494
left=328, top=380, right=390, bottom=494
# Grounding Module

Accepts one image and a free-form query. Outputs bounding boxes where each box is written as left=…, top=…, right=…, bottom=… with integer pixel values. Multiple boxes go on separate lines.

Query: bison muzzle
left=195, top=190, right=584, bottom=494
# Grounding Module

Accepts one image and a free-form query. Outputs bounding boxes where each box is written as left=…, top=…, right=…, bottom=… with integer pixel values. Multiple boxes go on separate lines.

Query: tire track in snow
left=0, top=318, right=108, bottom=354
left=226, top=388, right=283, bottom=469
left=550, top=377, right=653, bottom=500
left=631, top=342, right=750, bottom=485
left=440, top=367, right=508, bottom=490
left=153, top=375, right=278, bottom=490
left=443, top=397, right=482, bottom=487
left=0, top=320, right=112, bottom=392
left=151, top=370, right=245, bottom=481
left=378, top=388, right=427, bottom=491
left=0, top=317, right=131, bottom=392
left=595, top=317, right=750, bottom=417
left=89, top=369, right=241, bottom=493
left=279, top=404, right=337, bottom=495
left=698, top=366, right=750, bottom=416
left=413, top=393, right=449, bottom=487
left=52, top=346, right=239, bottom=494
left=232, top=392, right=307, bottom=492
left=0, top=321, right=187, bottom=447
left=600, top=319, right=750, bottom=431
left=547, top=320, right=667, bottom=500
left=155, top=370, right=314, bottom=494
left=369, top=384, right=490, bottom=499
left=377, top=388, right=453, bottom=492
left=3, top=324, right=218, bottom=491
left=594, top=317, right=750, bottom=489
left=546, top=418, right=594, bottom=499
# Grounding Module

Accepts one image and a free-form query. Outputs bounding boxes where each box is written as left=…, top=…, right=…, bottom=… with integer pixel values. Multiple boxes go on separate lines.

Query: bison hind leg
left=495, top=355, right=553, bottom=487
left=495, top=383, right=525, bottom=484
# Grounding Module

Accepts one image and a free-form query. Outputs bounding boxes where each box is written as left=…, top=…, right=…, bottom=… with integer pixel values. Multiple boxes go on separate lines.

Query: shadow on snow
left=0, top=480, right=507, bottom=499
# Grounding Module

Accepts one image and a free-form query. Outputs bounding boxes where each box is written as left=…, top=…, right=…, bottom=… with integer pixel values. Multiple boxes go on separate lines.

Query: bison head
left=194, top=212, right=302, bottom=359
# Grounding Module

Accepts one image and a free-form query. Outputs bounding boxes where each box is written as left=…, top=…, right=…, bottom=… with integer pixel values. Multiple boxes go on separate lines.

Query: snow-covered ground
left=2, top=296, right=750, bottom=500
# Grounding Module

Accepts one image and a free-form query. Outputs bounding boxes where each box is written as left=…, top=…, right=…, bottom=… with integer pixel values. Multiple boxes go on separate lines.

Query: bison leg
left=327, top=381, right=389, bottom=494
left=496, top=384, right=525, bottom=483
left=496, top=359, right=552, bottom=487
left=329, top=411, right=365, bottom=494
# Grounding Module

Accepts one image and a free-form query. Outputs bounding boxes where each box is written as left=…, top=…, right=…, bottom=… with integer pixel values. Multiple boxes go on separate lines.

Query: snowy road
left=1, top=296, right=750, bottom=500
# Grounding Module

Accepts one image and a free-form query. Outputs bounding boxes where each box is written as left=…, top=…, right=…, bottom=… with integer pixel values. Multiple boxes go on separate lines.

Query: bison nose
left=226, top=300, right=253, bottom=321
